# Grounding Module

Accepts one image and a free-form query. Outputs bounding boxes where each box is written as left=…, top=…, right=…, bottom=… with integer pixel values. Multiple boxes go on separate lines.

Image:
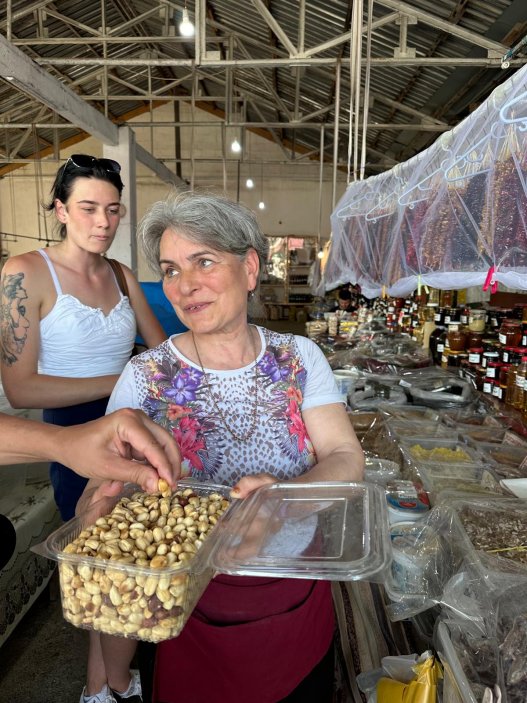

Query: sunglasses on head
left=66, top=154, right=121, bottom=174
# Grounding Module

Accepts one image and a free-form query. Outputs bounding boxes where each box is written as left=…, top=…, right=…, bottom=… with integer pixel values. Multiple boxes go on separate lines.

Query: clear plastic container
left=435, top=622, right=480, bottom=703
left=448, top=493, right=527, bottom=570
left=364, top=456, right=400, bottom=485
left=470, top=442, right=527, bottom=477
left=417, top=463, right=502, bottom=505
left=34, top=481, right=392, bottom=641
left=33, top=481, right=234, bottom=643
left=385, top=418, right=452, bottom=440
left=213, top=482, right=391, bottom=582
left=399, top=437, right=481, bottom=468
left=458, top=427, right=508, bottom=444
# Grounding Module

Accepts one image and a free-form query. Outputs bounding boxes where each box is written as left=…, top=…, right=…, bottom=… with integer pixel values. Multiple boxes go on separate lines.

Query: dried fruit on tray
left=409, top=444, right=472, bottom=463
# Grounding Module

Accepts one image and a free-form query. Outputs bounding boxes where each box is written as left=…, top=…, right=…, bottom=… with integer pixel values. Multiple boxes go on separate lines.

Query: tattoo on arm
left=0, top=272, right=30, bottom=366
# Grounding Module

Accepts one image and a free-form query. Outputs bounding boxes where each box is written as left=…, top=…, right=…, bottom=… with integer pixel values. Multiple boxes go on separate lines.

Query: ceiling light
left=4, top=76, right=14, bottom=81
left=230, top=138, right=242, bottom=154
left=179, top=8, right=195, bottom=37
left=246, top=177, right=254, bottom=189
left=317, top=247, right=324, bottom=259
left=258, top=201, right=265, bottom=210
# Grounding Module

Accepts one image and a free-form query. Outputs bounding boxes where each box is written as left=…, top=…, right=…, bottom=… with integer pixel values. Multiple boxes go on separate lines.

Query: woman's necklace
left=191, top=327, right=259, bottom=443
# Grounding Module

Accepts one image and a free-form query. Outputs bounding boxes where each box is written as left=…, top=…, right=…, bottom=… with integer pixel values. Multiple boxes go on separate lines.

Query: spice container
left=467, top=309, right=486, bottom=333
left=499, top=319, right=522, bottom=348
left=34, top=481, right=392, bottom=642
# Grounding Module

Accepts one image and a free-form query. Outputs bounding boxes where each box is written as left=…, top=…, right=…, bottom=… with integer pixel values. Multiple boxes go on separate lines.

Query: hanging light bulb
left=246, top=177, right=254, bottom=189
left=257, top=162, right=265, bottom=210
left=231, top=138, right=242, bottom=154
left=317, top=247, right=324, bottom=259
left=179, top=7, right=195, bottom=37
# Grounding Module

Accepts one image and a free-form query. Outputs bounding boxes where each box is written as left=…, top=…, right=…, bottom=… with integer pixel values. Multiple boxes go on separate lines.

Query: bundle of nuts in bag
left=59, top=480, right=230, bottom=642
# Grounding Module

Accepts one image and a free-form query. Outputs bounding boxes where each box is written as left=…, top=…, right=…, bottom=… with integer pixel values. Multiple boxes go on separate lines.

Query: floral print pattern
left=131, top=328, right=318, bottom=484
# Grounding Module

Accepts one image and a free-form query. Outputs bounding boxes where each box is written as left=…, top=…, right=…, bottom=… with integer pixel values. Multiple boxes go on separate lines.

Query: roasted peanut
left=60, top=486, right=230, bottom=643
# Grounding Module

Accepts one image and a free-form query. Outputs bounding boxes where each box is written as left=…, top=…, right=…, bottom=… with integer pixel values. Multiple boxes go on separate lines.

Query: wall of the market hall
left=0, top=101, right=346, bottom=282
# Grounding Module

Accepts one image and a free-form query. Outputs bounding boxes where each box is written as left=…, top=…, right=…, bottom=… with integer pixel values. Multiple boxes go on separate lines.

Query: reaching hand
left=55, top=408, right=181, bottom=493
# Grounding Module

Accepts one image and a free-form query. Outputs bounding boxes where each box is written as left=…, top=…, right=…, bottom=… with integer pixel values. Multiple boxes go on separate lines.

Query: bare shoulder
left=2, top=250, right=44, bottom=276
left=1, top=251, right=52, bottom=304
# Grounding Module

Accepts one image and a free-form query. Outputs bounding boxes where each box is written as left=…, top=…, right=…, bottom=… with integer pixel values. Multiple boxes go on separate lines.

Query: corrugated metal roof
left=0, top=0, right=526, bottom=177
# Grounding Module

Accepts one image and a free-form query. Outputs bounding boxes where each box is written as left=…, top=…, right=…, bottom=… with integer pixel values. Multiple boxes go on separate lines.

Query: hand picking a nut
left=59, top=486, right=230, bottom=642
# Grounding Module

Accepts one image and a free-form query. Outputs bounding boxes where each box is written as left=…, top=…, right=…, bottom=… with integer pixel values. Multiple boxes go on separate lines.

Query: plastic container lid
left=210, top=481, right=391, bottom=582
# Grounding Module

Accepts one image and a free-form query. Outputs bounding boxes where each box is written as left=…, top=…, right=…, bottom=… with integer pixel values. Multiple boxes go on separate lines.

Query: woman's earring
left=248, top=289, right=255, bottom=300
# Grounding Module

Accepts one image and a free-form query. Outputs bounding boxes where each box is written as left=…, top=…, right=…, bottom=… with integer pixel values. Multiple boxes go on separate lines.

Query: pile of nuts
left=59, top=481, right=230, bottom=642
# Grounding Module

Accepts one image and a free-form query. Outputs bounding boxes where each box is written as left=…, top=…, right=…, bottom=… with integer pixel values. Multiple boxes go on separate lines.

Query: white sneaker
left=111, top=669, right=143, bottom=703
left=79, top=684, right=117, bottom=703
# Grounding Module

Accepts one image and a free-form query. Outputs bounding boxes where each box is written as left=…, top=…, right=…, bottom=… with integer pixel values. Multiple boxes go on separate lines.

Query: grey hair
left=138, top=190, right=269, bottom=287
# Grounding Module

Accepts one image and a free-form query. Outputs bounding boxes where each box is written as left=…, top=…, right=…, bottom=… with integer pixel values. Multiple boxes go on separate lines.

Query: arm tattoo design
left=0, top=272, right=30, bottom=366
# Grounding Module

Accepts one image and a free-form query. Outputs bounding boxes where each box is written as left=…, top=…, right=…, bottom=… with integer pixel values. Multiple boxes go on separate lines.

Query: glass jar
left=466, top=331, right=484, bottom=349
left=444, top=307, right=461, bottom=324
left=468, top=309, right=486, bottom=333
left=492, top=380, right=504, bottom=400
left=482, top=350, right=500, bottom=369
left=447, top=351, right=462, bottom=369
left=434, top=307, right=445, bottom=325
left=498, top=319, right=522, bottom=348
left=485, top=361, right=503, bottom=380
left=447, top=324, right=467, bottom=352
left=468, top=347, right=483, bottom=366
left=499, top=364, right=511, bottom=389
left=460, top=306, right=471, bottom=326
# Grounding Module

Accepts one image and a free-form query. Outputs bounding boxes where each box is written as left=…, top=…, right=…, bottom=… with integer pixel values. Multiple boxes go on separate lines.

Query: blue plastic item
left=136, top=281, right=187, bottom=344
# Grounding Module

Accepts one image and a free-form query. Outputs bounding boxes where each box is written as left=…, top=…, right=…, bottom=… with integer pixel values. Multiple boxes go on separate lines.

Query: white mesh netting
left=326, top=63, right=527, bottom=299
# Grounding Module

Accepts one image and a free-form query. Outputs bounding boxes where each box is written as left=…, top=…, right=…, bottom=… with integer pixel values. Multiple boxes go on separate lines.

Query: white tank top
left=37, top=249, right=137, bottom=378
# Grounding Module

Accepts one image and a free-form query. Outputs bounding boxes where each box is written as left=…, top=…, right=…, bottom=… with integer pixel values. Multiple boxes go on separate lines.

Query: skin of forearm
left=0, top=415, right=65, bottom=463
left=4, top=372, right=120, bottom=409
left=295, top=445, right=365, bottom=483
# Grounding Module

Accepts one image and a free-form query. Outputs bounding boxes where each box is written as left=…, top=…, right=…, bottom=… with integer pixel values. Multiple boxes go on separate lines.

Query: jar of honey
left=447, top=324, right=467, bottom=352
left=498, top=319, right=522, bottom=348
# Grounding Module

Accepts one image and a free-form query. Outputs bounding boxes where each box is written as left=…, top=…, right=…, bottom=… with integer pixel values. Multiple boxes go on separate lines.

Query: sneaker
left=79, top=684, right=117, bottom=703
left=111, top=669, right=143, bottom=703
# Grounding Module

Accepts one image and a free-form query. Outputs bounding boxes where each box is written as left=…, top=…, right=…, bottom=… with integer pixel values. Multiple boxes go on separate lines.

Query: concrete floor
left=0, top=569, right=89, bottom=703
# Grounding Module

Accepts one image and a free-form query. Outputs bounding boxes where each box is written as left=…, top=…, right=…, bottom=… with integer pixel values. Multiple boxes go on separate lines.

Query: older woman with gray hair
left=105, top=190, right=364, bottom=703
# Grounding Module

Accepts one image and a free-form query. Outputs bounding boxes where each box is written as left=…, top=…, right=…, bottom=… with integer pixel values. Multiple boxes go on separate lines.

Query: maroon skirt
left=154, top=575, right=334, bottom=703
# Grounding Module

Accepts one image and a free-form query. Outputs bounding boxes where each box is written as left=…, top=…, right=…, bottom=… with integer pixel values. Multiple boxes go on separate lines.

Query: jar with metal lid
left=474, top=367, right=485, bottom=393
left=492, top=380, right=504, bottom=401
left=447, top=324, right=467, bottom=352
left=460, top=306, right=471, bottom=326
left=482, top=350, right=500, bottom=369
left=485, top=361, right=503, bottom=380
left=468, top=309, right=486, bottom=333
left=499, top=364, right=511, bottom=389
left=468, top=347, right=483, bottom=366
left=433, top=307, right=445, bottom=325
left=482, top=377, right=494, bottom=395
left=447, top=351, right=462, bottom=368
left=498, top=319, right=522, bottom=348
left=444, top=307, right=461, bottom=325
left=466, top=331, right=484, bottom=349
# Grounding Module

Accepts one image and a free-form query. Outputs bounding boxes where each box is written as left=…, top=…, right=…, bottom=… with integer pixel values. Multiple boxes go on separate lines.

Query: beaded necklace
left=191, top=327, right=259, bottom=442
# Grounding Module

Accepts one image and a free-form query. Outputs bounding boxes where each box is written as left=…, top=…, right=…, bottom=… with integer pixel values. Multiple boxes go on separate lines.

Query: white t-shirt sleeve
left=295, top=336, right=344, bottom=411
left=106, top=362, right=140, bottom=414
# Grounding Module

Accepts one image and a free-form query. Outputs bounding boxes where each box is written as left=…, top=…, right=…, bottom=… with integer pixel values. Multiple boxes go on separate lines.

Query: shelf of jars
left=260, top=235, right=316, bottom=321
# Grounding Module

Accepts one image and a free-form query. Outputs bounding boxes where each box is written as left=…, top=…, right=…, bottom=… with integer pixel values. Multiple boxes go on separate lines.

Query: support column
left=104, top=126, right=137, bottom=274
